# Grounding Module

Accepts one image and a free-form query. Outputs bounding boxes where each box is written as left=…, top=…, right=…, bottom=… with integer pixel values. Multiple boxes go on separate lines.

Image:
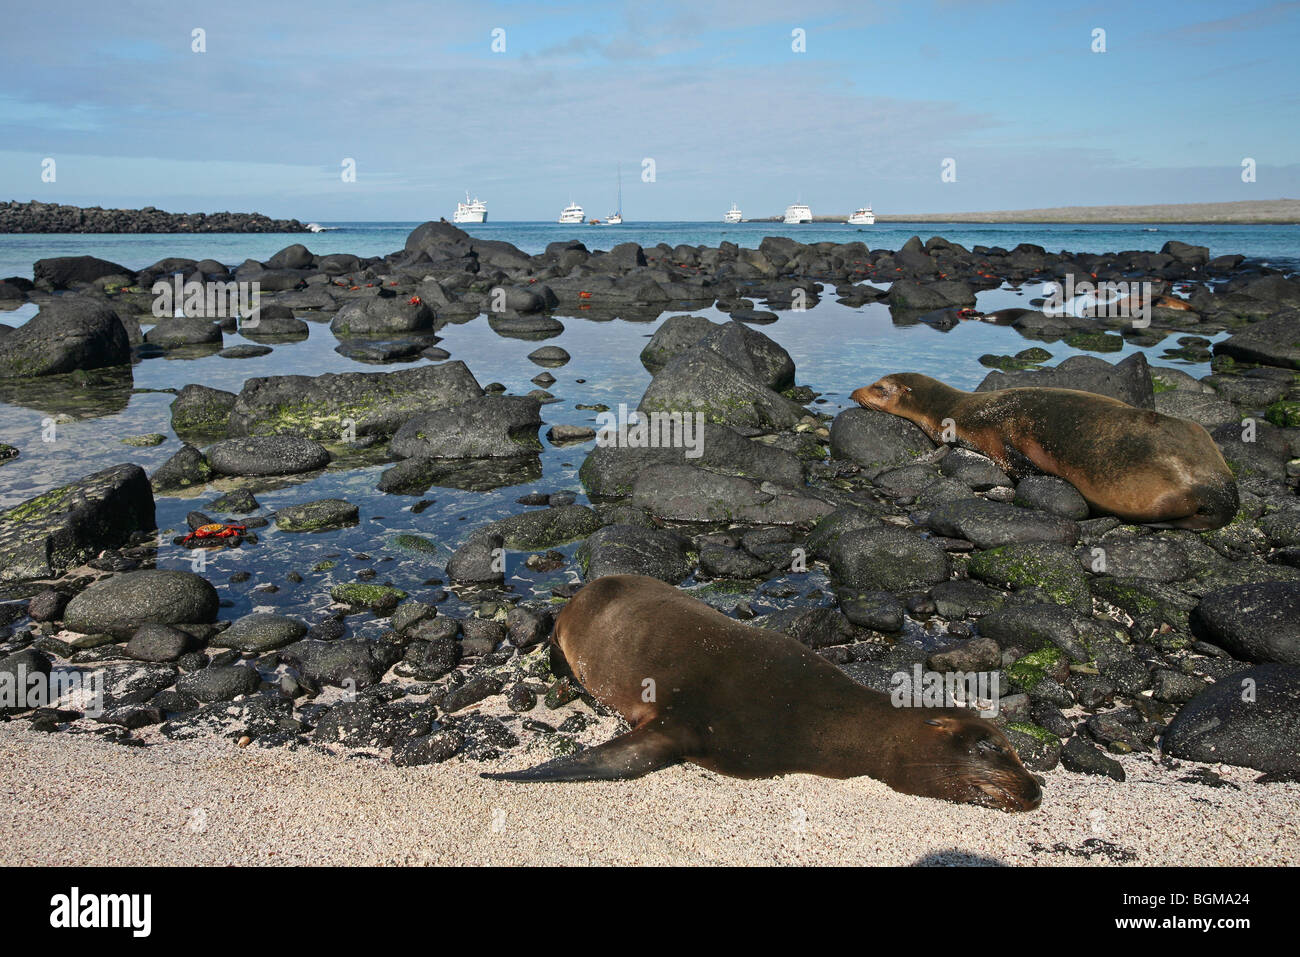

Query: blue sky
left=1, top=0, right=1297, bottom=220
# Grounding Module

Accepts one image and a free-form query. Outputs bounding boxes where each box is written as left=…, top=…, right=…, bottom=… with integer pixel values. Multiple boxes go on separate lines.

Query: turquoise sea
left=3, top=221, right=1299, bottom=280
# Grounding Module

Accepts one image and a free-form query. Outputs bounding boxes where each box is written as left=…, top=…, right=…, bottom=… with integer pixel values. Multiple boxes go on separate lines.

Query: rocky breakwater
left=0, top=200, right=309, bottom=234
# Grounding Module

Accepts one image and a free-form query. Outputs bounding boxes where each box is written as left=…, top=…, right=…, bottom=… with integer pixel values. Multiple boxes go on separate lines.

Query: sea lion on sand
left=483, top=575, right=1042, bottom=812
left=851, top=373, right=1237, bottom=530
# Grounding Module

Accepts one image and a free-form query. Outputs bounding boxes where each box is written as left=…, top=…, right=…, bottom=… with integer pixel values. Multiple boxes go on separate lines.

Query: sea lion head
left=905, top=714, right=1042, bottom=812
left=850, top=373, right=940, bottom=416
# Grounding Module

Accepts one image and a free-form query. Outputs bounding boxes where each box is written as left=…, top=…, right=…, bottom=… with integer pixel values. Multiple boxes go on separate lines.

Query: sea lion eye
left=924, top=718, right=942, bottom=726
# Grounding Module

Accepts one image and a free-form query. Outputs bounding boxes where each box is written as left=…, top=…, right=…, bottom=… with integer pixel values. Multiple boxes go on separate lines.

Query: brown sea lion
left=483, top=575, right=1042, bottom=812
left=850, top=373, right=1238, bottom=530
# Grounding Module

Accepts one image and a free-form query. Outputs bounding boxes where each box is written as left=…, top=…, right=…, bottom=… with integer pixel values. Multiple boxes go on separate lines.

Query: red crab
left=180, top=523, right=247, bottom=546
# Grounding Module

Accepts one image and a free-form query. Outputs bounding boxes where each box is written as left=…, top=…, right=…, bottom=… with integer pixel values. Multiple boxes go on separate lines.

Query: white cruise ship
left=783, top=203, right=812, bottom=224
left=847, top=205, right=875, bottom=225
left=724, top=203, right=742, bottom=223
left=453, top=193, right=488, bottom=224
left=558, top=201, right=584, bottom=224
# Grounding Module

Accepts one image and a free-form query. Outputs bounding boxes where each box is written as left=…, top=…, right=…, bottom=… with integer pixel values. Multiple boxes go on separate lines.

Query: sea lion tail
left=481, top=720, right=681, bottom=783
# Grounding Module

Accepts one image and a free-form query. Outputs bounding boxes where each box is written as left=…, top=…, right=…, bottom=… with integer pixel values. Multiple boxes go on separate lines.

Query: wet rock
left=212, top=613, right=307, bottom=653
left=125, top=623, right=198, bottom=662
left=547, top=424, right=597, bottom=445
left=64, top=569, right=219, bottom=638
left=978, top=604, right=1124, bottom=664
left=968, top=543, right=1090, bottom=611
left=527, top=345, right=571, bottom=367
left=1002, top=726, right=1061, bottom=772
left=170, top=384, right=237, bottom=437
left=938, top=449, right=1011, bottom=490
left=280, top=638, right=399, bottom=689
left=441, top=675, right=504, bottom=713
left=0, top=298, right=133, bottom=377
left=312, top=699, right=433, bottom=748
left=227, top=361, right=482, bottom=440
left=507, top=604, right=553, bottom=648
left=95, top=661, right=178, bottom=708
left=398, top=633, right=460, bottom=680
left=928, top=636, right=1002, bottom=673
left=329, top=583, right=408, bottom=612
left=699, top=544, right=774, bottom=578
left=926, top=499, right=1078, bottom=549
left=638, top=346, right=806, bottom=430
left=1013, top=475, right=1090, bottom=519
left=329, top=296, right=434, bottom=336
left=27, top=589, right=68, bottom=622
left=977, top=352, right=1154, bottom=409
left=0, top=463, right=155, bottom=583
left=631, top=464, right=833, bottom=524
left=579, top=421, right=804, bottom=497
left=1060, top=735, right=1125, bottom=780
left=1150, top=668, right=1205, bottom=704
left=639, top=315, right=718, bottom=373
left=1163, top=664, right=1300, bottom=773
left=33, top=255, right=134, bottom=288
left=392, top=729, right=464, bottom=766
left=486, top=505, right=602, bottom=549
left=176, top=664, right=262, bottom=702
left=208, top=435, right=331, bottom=476
left=828, top=526, right=949, bottom=591
left=1076, top=537, right=1189, bottom=582
left=446, top=531, right=505, bottom=584
left=151, top=444, right=212, bottom=492
left=1213, top=313, right=1300, bottom=371
left=144, top=317, right=223, bottom=348
left=758, top=607, right=856, bottom=649
left=219, top=344, right=273, bottom=359
left=390, top=395, right=542, bottom=459
left=275, top=498, right=359, bottom=532
left=839, top=591, right=905, bottom=631
left=0, top=649, right=51, bottom=712
left=577, top=524, right=693, bottom=583
left=208, top=489, right=259, bottom=514
left=830, top=407, right=933, bottom=478
left=1192, top=581, right=1300, bottom=665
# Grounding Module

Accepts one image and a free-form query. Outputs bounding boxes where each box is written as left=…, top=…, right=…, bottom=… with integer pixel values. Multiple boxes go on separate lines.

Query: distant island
left=0, top=200, right=311, bottom=233
left=751, top=199, right=1300, bottom=225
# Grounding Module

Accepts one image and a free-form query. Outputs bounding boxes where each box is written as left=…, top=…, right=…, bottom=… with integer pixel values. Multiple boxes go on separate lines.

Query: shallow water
left=0, top=273, right=1220, bottom=631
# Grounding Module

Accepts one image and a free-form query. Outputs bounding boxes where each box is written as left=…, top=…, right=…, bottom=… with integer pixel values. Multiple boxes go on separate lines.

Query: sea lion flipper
left=481, top=721, right=681, bottom=782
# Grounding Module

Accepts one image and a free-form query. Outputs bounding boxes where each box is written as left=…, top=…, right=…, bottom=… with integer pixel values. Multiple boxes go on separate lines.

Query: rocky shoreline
left=0, top=200, right=310, bottom=234
left=0, top=220, right=1298, bottom=805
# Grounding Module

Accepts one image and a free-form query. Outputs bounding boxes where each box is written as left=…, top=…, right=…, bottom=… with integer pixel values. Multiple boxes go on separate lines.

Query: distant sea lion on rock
left=851, top=373, right=1238, bottom=530
left=483, top=575, right=1042, bottom=812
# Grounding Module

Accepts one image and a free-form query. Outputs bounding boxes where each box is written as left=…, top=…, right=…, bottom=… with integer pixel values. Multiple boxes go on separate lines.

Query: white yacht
left=783, top=203, right=812, bottom=224
left=453, top=193, right=488, bottom=224
left=847, top=205, right=875, bottom=225
left=558, top=201, right=584, bottom=224
left=724, top=203, right=742, bottom=223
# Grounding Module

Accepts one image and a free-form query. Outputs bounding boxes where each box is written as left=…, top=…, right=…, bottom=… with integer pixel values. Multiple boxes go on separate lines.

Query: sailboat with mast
left=603, top=165, right=623, bottom=224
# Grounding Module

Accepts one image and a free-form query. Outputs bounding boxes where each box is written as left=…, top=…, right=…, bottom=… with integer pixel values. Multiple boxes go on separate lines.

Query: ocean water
left=2, top=221, right=1299, bottom=280
left=0, top=221, right=1292, bottom=627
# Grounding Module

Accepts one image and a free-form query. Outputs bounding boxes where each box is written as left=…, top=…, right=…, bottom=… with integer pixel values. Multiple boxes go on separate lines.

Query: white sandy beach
left=1, top=722, right=1296, bottom=867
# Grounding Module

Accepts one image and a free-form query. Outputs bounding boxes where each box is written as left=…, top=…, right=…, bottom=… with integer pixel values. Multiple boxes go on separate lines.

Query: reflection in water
left=0, top=364, right=135, bottom=419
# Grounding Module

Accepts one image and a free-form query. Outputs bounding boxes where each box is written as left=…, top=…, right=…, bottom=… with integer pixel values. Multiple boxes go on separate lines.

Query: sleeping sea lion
left=851, top=372, right=1237, bottom=530
left=483, top=575, right=1042, bottom=812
